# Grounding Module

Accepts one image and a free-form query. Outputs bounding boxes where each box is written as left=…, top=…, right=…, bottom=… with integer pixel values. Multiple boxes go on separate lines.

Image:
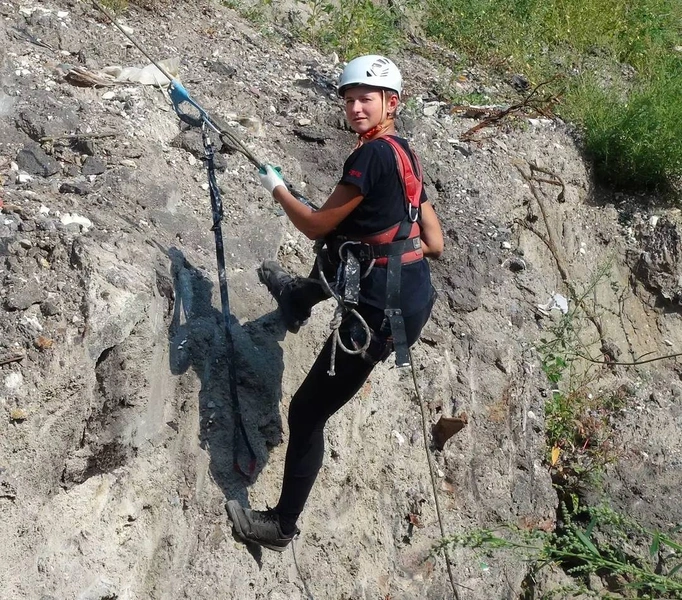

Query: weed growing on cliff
left=563, top=64, right=682, bottom=193
left=297, top=0, right=400, bottom=58
left=439, top=501, right=682, bottom=598
left=100, top=0, right=128, bottom=13
left=536, top=265, right=627, bottom=490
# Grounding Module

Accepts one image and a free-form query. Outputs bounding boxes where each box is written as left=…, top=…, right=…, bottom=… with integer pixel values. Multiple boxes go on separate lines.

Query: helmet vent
left=367, top=58, right=391, bottom=78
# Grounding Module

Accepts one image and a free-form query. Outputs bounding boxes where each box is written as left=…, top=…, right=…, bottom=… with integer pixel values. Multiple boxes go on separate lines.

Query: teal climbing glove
left=258, top=164, right=286, bottom=196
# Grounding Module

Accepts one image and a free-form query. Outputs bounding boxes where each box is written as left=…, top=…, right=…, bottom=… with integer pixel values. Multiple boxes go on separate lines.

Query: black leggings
left=275, top=297, right=434, bottom=529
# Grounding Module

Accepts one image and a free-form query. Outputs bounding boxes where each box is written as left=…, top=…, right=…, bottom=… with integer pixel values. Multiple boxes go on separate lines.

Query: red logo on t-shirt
left=348, top=169, right=362, bottom=178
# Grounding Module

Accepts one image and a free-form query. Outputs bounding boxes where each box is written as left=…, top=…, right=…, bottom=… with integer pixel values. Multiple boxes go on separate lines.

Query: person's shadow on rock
left=165, top=246, right=289, bottom=563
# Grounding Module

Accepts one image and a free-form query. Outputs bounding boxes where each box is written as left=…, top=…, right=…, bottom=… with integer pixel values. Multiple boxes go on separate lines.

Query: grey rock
left=37, top=219, right=58, bottom=232
left=510, top=73, right=530, bottom=91
left=631, top=217, right=682, bottom=307
left=81, top=156, right=106, bottom=176
left=293, top=127, right=332, bottom=144
left=452, top=143, right=473, bottom=157
left=4, top=282, right=44, bottom=310
left=206, top=60, right=236, bottom=78
left=16, top=142, right=60, bottom=177
left=442, top=250, right=488, bottom=312
left=59, top=180, right=91, bottom=195
left=40, top=300, right=60, bottom=316
left=5, top=256, right=22, bottom=273
left=19, top=220, right=35, bottom=232
left=14, top=107, right=78, bottom=140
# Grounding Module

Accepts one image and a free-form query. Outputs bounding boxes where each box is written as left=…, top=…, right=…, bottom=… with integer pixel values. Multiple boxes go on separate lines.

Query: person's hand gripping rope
left=259, top=164, right=286, bottom=196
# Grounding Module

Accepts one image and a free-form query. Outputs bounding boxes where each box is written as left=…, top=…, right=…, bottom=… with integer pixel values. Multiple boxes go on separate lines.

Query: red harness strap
left=358, top=136, right=424, bottom=266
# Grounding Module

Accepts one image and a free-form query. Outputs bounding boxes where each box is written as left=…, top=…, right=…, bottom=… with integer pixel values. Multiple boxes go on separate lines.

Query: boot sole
left=226, top=500, right=292, bottom=553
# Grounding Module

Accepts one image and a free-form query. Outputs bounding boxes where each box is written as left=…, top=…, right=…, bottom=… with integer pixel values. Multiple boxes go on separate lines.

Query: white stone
left=4, top=372, right=23, bottom=391
left=60, top=213, right=92, bottom=231
left=101, top=91, right=116, bottom=100
left=391, top=430, right=405, bottom=446
left=297, top=118, right=312, bottom=126
left=20, top=314, right=42, bottom=331
left=423, top=102, right=440, bottom=117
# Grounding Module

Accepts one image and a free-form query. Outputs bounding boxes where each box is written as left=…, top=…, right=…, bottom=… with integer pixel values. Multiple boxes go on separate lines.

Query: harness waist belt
left=354, top=236, right=423, bottom=265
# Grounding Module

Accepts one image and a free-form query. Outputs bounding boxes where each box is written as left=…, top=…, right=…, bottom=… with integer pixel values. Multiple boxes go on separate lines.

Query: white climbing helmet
left=338, top=55, right=402, bottom=99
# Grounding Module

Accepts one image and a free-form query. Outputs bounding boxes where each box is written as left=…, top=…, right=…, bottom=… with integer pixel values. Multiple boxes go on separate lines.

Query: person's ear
left=387, top=92, right=399, bottom=117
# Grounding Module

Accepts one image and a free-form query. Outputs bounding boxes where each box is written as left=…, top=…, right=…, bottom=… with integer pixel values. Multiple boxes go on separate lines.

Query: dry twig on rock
left=456, top=78, right=560, bottom=141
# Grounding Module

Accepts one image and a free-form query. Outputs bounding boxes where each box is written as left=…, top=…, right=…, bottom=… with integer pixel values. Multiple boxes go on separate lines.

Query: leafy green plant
left=439, top=502, right=682, bottom=598
left=535, top=264, right=628, bottom=489
left=297, top=0, right=401, bottom=58
left=100, top=0, right=128, bottom=13
left=563, top=63, right=682, bottom=192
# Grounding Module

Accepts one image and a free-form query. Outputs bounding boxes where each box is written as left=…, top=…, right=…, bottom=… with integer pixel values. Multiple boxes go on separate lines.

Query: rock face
left=1, top=2, right=681, bottom=600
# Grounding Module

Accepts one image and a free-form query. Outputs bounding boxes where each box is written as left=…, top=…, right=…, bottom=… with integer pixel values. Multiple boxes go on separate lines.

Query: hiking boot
left=258, top=260, right=310, bottom=333
left=226, top=500, right=298, bottom=552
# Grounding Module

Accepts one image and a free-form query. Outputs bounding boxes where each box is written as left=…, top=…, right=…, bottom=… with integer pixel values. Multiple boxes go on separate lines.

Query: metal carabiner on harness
left=408, top=203, right=420, bottom=223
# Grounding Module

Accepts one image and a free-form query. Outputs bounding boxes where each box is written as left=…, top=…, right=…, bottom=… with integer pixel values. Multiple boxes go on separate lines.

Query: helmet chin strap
left=357, top=92, right=394, bottom=147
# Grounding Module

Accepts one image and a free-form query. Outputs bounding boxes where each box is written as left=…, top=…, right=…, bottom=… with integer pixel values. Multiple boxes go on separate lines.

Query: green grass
left=421, top=0, right=682, bottom=195
left=100, top=0, right=129, bottom=13
left=239, top=0, right=681, bottom=195
left=563, top=60, right=682, bottom=191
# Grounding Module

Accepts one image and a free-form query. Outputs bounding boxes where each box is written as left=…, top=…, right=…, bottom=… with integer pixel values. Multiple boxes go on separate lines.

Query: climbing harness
left=314, top=245, right=373, bottom=376
left=328, top=135, right=425, bottom=368
left=201, top=124, right=257, bottom=478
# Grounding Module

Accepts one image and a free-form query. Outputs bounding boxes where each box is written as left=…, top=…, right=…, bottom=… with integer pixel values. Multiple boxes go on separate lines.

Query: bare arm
left=272, top=183, right=363, bottom=240
left=420, top=201, right=444, bottom=258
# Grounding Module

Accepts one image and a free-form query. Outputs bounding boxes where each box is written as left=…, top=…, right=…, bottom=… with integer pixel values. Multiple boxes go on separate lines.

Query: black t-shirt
left=333, top=136, right=433, bottom=316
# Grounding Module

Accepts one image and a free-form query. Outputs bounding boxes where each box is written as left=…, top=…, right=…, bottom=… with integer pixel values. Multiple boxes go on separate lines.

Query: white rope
left=315, top=249, right=372, bottom=376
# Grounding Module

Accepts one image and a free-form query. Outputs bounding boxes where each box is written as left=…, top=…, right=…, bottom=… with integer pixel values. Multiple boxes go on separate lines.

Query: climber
left=226, top=54, right=444, bottom=551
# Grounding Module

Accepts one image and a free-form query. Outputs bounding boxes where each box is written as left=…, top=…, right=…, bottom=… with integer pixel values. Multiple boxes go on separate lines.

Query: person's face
left=343, top=86, right=398, bottom=134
